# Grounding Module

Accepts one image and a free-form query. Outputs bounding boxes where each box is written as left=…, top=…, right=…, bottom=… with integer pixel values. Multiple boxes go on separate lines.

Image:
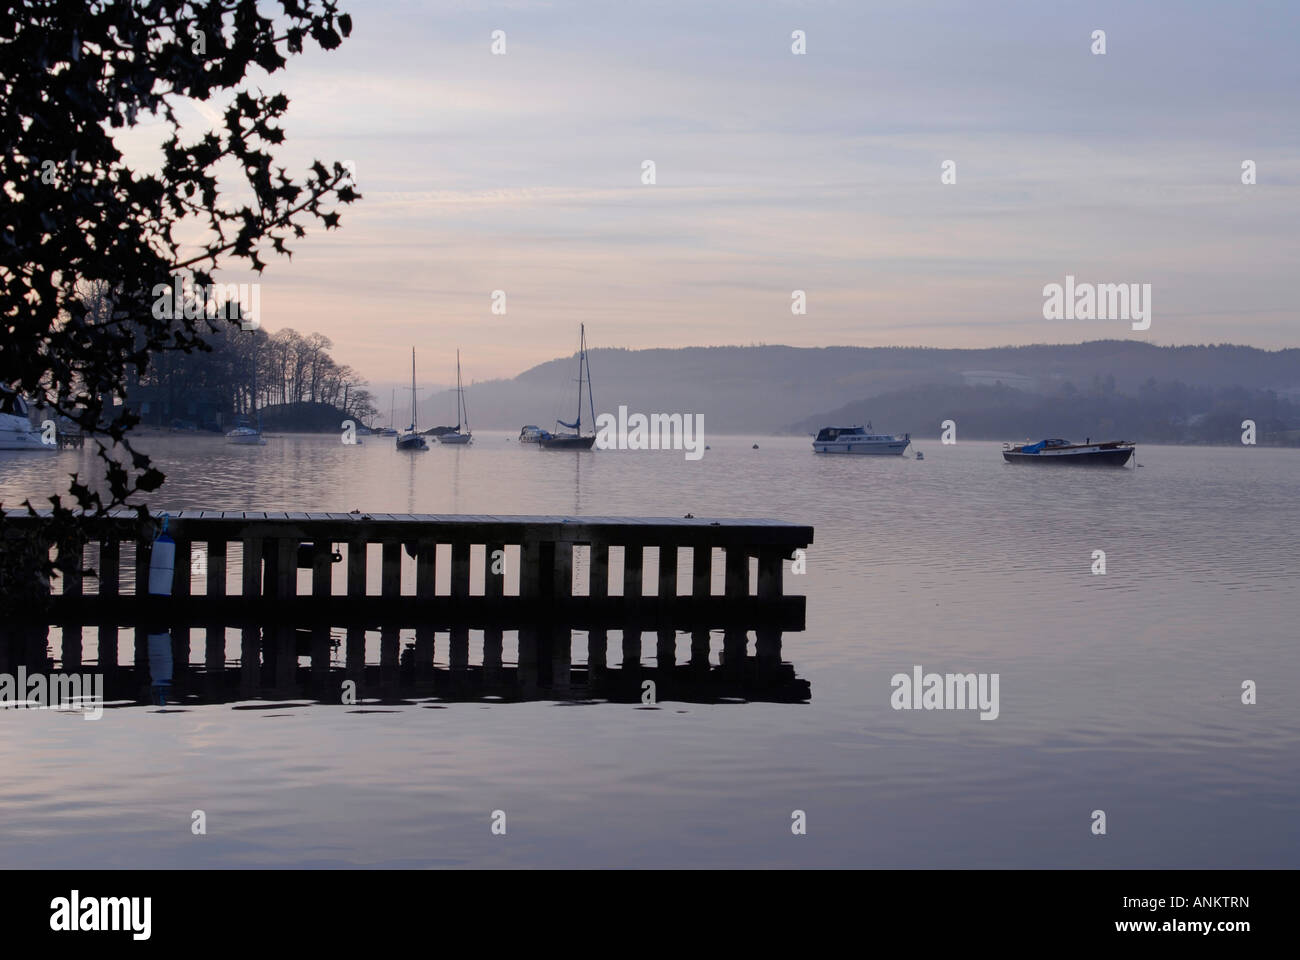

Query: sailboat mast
left=585, top=333, right=595, bottom=433
left=456, top=349, right=462, bottom=431
left=410, top=347, right=417, bottom=430
left=575, top=324, right=585, bottom=433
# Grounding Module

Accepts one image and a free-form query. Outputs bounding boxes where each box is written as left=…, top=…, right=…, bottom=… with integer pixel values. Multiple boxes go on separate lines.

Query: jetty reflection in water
left=7, top=621, right=809, bottom=707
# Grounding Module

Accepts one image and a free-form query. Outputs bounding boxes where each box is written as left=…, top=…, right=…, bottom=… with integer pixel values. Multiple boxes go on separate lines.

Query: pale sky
left=128, top=0, right=1300, bottom=387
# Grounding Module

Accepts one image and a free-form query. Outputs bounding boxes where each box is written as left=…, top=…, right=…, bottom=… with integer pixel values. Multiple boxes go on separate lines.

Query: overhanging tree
left=0, top=0, right=357, bottom=611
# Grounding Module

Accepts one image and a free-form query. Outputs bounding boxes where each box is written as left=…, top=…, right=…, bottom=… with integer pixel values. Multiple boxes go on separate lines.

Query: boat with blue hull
left=1002, top=438, right=1134, bottom=466
left=539, top=324, right=597, bottom=450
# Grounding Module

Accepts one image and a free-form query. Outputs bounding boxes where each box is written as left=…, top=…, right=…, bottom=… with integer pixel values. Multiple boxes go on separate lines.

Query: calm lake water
left=1, top=434, right=1297, bottom=868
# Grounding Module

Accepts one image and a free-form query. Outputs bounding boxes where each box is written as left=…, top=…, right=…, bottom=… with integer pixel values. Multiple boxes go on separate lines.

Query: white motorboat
left=0, top=388, right=55, bottom=451
left=812, top=424, right=910, bottom=455
left=225, top=424, right=267, bottom=445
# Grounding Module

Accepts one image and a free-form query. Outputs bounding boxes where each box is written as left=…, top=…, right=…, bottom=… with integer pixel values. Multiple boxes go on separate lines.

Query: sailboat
left=438, top=350, right=472, bottom=444
left=227, top=329, right=267, bottom=445
left=539, top=324, right=597, bottom=450
left=396, top=347, right=429, bottom=451
left=379, top=388, right=398, bottom=437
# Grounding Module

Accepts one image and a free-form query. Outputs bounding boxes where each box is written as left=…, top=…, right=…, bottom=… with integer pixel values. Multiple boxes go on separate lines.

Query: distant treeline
left=794, top=379, right=1300, bottom=445
left=131, top=323, right=376, bottom=429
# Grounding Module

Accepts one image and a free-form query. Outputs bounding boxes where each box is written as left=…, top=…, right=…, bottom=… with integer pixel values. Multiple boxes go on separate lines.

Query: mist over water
left=1, top=435, right=1297, bottom=867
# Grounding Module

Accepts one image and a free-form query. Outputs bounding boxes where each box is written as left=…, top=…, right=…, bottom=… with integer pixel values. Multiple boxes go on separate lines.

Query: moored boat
left=538, top=324, right=597, bottom=450
left=812, top=424, right=910, bottom=455
left=396, top=347, right=429, bottom=451
left=225, top=423, right=267, bottom=445
left=0, top=387, right=55, bottom=451
left=1002, top=437, right=1134, bottom=466
left=437, top=350, right=472, bottom=444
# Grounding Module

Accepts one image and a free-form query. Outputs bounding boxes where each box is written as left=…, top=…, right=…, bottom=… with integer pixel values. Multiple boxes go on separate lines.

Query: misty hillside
left=794, top=382, right=1300, bottom=445
left=421, top=341, right=1300, bottom=435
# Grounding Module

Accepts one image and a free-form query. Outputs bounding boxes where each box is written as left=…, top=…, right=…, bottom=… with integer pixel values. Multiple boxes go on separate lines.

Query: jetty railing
left=3, top=510, right=813, bottom=703
left=3, top=510, right=812, bottom=630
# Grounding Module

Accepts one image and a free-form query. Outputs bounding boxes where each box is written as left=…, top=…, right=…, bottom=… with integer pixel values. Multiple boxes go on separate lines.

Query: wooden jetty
left=2, top=509, right=813, bottom=704
left=6, top=510, right=812, bottom=630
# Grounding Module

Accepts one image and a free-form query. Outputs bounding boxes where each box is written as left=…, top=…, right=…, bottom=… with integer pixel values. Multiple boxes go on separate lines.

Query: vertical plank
left=757, top=547, right=784, bottom=599
left=171, top=536, right=191, bottom=684
left=656, top=629, right=675, bottom=670
left=310, top=540, right=332, bottom=692
left=692, top=545, right=711, bottom=597
left=552, top=627, right=572, bottom=696
left=657, top=545, right=678, bottom=598
left=484, top=542, right=505, bottom=599
left=519, top=539, right=541, bottom=598
left=345, top=528, right=368, bottom=694
left=450, top=541, right=470, bottom=599
left=690, top=629, right=710, bottom=669
left=134, top=533, right=152, bottom=675
left=724, top=547, right=748, bottom=599
left=347, top=539, right=367, bottom=598
left=381, top=541, right=401, bottom=598
left=482, top=542, right=504, bottom=686
left=623, top=544, right=643, bottom=599
left=172, top=537, right=192, bottom=598
left=589, top=542, right=609, bottom=599
left=240, top=536, right=263, bottom=696
left=414, top=541, right=436, bottom=682
left=204, top=540, right=227, bottom=695
left=98, top=537, right=120, bottom=597
left=275, top=538, right=295, bottom=599
left=553, top=541, right=573, bottom=598
left=58, top=539, right=83, bottom=671
left=96, top=537, right=119, bottom=672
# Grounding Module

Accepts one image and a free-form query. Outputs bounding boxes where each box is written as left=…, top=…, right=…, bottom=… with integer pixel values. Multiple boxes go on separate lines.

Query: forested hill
left=439, top=341, right=1300, bottom=436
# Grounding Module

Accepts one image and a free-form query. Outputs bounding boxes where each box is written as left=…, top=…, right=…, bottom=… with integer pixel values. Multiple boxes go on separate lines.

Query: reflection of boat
left=518, top=424, right=549, bottom=443
left=539, top=324, right=597, bottom=450
left=396, top=347, right=429, bottom=451
left=1002, top=438, right=1135, bottom=466
left=0, top=387, right=55, bottom=450
left=812, top=424, right=910, bottom=455
left=437, top=350, right=472, bottom=444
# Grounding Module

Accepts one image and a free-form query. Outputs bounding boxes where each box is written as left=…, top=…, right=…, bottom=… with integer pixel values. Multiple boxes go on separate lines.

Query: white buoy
left=147, top=515, right=176, bottom=704
left=147, top=515, right=175, bottom=597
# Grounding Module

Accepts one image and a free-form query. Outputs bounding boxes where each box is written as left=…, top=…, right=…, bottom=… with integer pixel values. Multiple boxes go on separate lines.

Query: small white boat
left=225, top=424, right=267, bottom=445
left=0, top=388, right=55, bottom=451
left=812, top=424, right=910, bottom=455
left=518, top=425, right=547, bottom=443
